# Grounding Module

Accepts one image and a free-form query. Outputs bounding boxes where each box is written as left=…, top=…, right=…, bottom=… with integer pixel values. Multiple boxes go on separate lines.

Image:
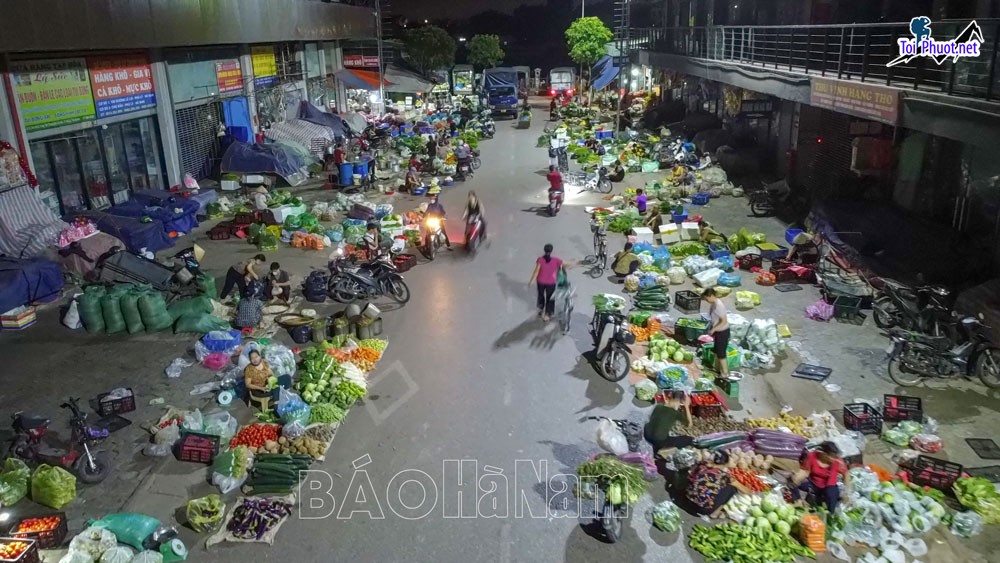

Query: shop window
left=49, top=139, right=87, bottom=214
left=79, top=130, right=111, bottom=210
left=101, top=124, right=131, bottom=205
left=29, top=141, right=62, bottom=216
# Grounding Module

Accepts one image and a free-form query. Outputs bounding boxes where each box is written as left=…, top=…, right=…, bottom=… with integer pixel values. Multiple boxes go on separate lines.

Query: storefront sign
left=739, top=99, right=774, bottom=116
left=343, top=55, right=380, bottom=68
left=10, top=58, right=97, bottom=132
left=215, top=61, right=244, bottom=94
left=87, top=54, right=156, bottom=119
left=810, top=78, right=899, bottom=125
left=251, top=46, right=277, bottom=87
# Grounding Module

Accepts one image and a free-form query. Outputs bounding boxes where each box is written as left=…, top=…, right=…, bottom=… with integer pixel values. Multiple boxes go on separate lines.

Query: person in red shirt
left=528, top=244, right=564, bottom=321
left=546, top=165, right=563, bottom=193
left=791, top=442, right=852, bottom=512
left=333, top=143, right=346, bottom=166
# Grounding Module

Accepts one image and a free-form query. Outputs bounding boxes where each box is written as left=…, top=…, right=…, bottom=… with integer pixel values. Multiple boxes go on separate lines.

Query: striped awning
left=0, top=185, right=68, bottom=258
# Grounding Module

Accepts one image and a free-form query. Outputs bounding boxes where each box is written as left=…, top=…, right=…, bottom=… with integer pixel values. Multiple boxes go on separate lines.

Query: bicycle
left=589, top=220, right=608, bottom=278
left=555, top=280, right=576, bottom=334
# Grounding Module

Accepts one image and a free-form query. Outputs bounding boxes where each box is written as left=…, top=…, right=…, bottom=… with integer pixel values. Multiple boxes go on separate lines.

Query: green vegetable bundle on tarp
left=0, top=458, right=30, bottom=506
left=634, top=286, right=669, bottom=311
left=593, top=294, right=627, bottom=312
left=651, top=500, right=682, bottom=533
left=954, top=477, right=1000, bottom=524
left=576, top=455, right=647, bottom=505
left=668, top=241, right=707, bottom=258
left=31, top=464, right=76, bottom=509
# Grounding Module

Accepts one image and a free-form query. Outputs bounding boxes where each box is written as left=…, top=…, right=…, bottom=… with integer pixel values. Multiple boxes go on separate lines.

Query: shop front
left=10, top=54, right=165, bottom=215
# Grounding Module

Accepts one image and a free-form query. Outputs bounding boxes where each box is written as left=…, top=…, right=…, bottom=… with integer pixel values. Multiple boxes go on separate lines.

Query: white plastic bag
left=903, top=538, right=928, bottom=557
left=132, top=552, right=163, bottom=563
left=165, top=357, right=193, bottom=378
left=826, top=541, right=850, bottom=561
left=693, top=267, right=723, bottom=288
left=264, top=343, right=296, bottom=377
left=666, top=267, right=686, bottom=284
left=63, top=298, right=83, bottom=329
left=596, top=419, right=628, bottom=455
left=59, top=552, right=95, bottom=563
left=282, top=420, right=306, bottom=440
left=69, top=527, right=117, bottom=560
left=882, top=548, right=906, bottom=563
left=182, top=409, right=203, bottom=432
left=100, top=546, right=135, bottom=563
left=203, top=411, right=237, bottom=441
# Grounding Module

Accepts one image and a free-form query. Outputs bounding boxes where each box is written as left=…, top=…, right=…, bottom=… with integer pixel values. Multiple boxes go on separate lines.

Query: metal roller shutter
left=175, top=103, right=222, bottom=180
left=802, top=110, right=853, bottom=200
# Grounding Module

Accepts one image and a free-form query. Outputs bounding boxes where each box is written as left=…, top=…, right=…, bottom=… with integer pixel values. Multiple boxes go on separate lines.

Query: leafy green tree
left=565, top=17, right=613, bottom=95
left=467, top=34, right=505, bottom=69
left=402, top=25, right=457, bottom=77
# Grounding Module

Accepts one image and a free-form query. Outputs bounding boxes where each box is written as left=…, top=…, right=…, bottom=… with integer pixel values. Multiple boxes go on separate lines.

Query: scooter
left=548, top=189, right=564, bottom=217
left=873, top=278, right=953, bottom=336
left=566, top=167, right=612, bottom=194
left=421, top=216, right=448, bottom=261
left=8, top=397, right=112, bottom=483
left=479, top=111, right=496, bottom=138
left=885, top=315, right=1000, bottom=389
left=327, top=249, right=410, bottom=304
left=556, top=146, right=569, bottom=172
left=465, top=214, right=485, bottom=254
left=590, top=310, right=634, bottom=381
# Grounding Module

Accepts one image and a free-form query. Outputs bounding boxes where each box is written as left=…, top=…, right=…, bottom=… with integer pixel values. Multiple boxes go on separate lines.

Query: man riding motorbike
left=454, top=142, right=472, bottom=179
left=425, top=195, right=452, bottom=250
left=547, top=165, right=563, bottom=194
left=463, top=190, right=486, bottom=241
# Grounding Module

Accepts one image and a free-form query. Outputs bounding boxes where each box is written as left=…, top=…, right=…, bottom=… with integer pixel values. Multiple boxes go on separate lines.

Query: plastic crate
left=843, top=403, right=883, bottom=435
left=883, top=394, right=923, bottom=422
left=833, top=296, right=864, bottom=323
left=392, top=254, right=416, bottom=273
left=96, top=389, right=136, bottom=416
left=691, top=391, right=724, bottom=418
left=708, top=244, right=730, bottom=259
left=595, top=130, right=613, bottom=140
left=691, top=192, right=711, bottom=206
left=738, top=254, right=762, bottom=271
left=759, top=246, right=788, bottom=261
left=674, top=290, right=701, bottom=314
left=208, top=225, right=231, bottom=240
left=674, top=317, right=710, bottom=346
left=701, top=343, right=742, bottom=371
left=176, top=431, right=220, bottom=464
left=670, top=212, right=688, bottom=223
left=8, top=513, right=67, bottom=549
left=0, top=307, right=36, bottom=331
left=0, top=538, right=40, bottom=563
left=785, top=228, right=805, bottom=246
left=234, top=212, right=254, bottom=225
left=911, top=455, right=962, bottom=491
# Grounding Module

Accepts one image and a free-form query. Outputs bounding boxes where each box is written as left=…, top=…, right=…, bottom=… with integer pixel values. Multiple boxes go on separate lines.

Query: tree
left=565, top=17, right=614, bottom=99
left=467, top=34, right=505, bottom=69
left=402, top=25, right=457, bottom=77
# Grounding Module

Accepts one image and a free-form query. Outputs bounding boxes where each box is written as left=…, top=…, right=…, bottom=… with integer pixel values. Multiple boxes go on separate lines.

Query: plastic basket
left=177, top=431, right=220, bottom=464
left=701, top=343, right=741, bottom=370
left=911, top=455, right=962, bottom=491
left=708, top=244, right=730, bottom=259
left=201, top=330, right=242, bottom=353
left=0, top=538, right=39, bottom=563
left=883, top=394, right=923, bottom=422
left=843, top=403, right=883, bottom=435
left=738, top=254, right=762, bottom=270
left=96, top=389, right=136, bottom=416
left=833, top=296, right=864, bottom=323
left=691, top=391, right=724, bottom=418
left=674, top=317, right=710, bottom=345
left=412, top=187, right=427, bottom=196
left=392, top=254, right=416, bottom=273
left=785, top=228, right=805, bottom=246
left=8, top=513, right=67, bottom=550
left=759, top=246, right=788, bottom=261
left=674, top=290, right=701, bottom=314
left=691, top=192, right=711, bottom=206
left=595, top=130, right=613, bottom=140
left=670, top=212, right=688, bottom=223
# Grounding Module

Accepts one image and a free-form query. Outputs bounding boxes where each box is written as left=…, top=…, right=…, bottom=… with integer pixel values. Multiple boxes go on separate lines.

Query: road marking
left=503, top=378, right=512, bottom=406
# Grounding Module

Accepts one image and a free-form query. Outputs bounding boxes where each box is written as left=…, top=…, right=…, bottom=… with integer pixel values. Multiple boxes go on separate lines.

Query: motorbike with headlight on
left=421, top=216, right=448, bottom=261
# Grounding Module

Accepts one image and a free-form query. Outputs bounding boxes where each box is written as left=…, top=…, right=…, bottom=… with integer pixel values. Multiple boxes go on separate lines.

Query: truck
left=482, top=67, right=520, bottom=118
left=548, top=67, right=576, bottom=97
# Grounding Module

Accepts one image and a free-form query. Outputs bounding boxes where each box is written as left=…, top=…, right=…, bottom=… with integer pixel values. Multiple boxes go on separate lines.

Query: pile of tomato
left=0, top=541, right=30, bottom=560
left=690, top=393, right=720, bottom=406
left=15, top=515, right=61, bottom=533
left=728, top=467, right=770, bottom=492
left=229, top=423, right=280, bottom=449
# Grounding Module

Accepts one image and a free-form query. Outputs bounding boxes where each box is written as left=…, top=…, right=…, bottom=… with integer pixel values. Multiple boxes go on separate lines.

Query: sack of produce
left=186, top=494, right=226, bottom=532
left=596, top=419, right=629, bottom=455
left=195, top=273, right=217, bottom=296
left=68, top=527, right=117, bottom=560
left=666, top=267, right=686, bottom=284
left=712, top=286, right=732, bottom=297
left=89, top=513, right=161, bottom=551
left=78, top=286, right=107, bottom=334
left=138, top=291, right=173, bottom=331
left=174, top=312, right=231, bottom=334
left=951, top=511, right=983, bottom=538
left=954, top=477, right=1000, bottom=524
left=909, top=433, right=942, bottom=453
left=0, top=458, right=31, bottom=506
left=649, top=499, right=681, bottom=532
left=167, top=295, right=213, bottom=320
left=693, top=267, right=724, bottom=288
left=100, top=290, right=127, bottom=335
left=634, top=379, right=658, bottom=402
left=119, top=288, right=145, bottom=334
left=734, top=291, right=761, bottom=310
left=718, top=272, right=742, bottom=287
left=101, top=546, right=135, bottom=563
left=31, top=464, right=76, bottom=509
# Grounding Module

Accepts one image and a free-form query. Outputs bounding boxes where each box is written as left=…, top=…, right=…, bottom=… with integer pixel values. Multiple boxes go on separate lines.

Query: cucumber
left=245, top=485, right=295, bottom=495
left=247, top=476, right=298, bottom=487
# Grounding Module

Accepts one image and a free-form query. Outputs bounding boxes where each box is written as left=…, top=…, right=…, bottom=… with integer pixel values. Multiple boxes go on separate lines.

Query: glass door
left=101, top=124, right=131, bottom=205
left=78, top=130, right=111, bottom=210
left=121, top=120, right=150, bottom=191
left=29, top=141, right=62, bottom=216
left=49, top=138, right=88, bottom=213
left=138, top=118, right=164, bottom=190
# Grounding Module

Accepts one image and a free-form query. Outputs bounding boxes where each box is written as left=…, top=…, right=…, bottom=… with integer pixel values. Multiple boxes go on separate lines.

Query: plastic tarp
left=484, top=69, right=517, bottom=89
left=384, top=65, right=434, bottom=94
left=131, top=189, right=217, bottom=216
left=591, top=56, right=620, bottom=91
left=68, top=211, right=174, bottom=254
left=298, top=102, right=349, bottom=139
left=335, top=69, right=390, bottom=91
left=222, top=97, right=253, bottom=143
left=342, top=113, right=368, bottom=137
left=220, top=142, right=309, bottom=186
left=0, top=184, right=68, bottom=259
left=265, top=119, right=338, bottom=156
left=0, top=257, right=63, bottom=314
left=107, top=199, right=199, bottom=234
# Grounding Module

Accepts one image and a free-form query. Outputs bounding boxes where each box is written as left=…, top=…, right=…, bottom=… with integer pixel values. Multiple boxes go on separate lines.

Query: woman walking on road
left=528, top=243, right=564, bottom=322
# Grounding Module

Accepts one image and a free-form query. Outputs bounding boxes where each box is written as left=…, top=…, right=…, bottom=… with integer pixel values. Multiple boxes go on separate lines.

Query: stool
left=248, top=388, right=271, bottom=412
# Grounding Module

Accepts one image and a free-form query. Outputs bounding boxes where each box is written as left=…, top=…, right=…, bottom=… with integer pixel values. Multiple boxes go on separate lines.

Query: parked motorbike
left=327, top=249, right=410, bottom=304
left=565, top=166, right=612, bottom=194
left=548, top=190, right=564, bottom=216
left=590, top=310, right=635, bottom=381
left=582, top=416, right=643, bottom=543
left=873, top=278, right=953, bottom=336
left=556, top=146, right=569, bottom=172
left=748, top=179, right=802, bottom=217
left=8, top=397, right=112, bottom=483
left=421, top=216, right=448, bottom=261
left=465, top=214, right=485, bottom=254
left=885, top=315, right=1000, bottom=388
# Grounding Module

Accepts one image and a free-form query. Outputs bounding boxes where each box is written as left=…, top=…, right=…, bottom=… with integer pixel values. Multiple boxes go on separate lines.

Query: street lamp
left=458, top=37, right=466, bottom=42
left=630, top=67, right=639, bottom=76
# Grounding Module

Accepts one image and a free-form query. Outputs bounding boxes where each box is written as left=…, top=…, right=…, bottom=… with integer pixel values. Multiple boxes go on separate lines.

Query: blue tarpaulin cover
left=591, top=56, right=620, bottom=91
left=483, top=68, right=517, bottom=88
left=107, top=201, right=199, bottom=234
left=221, top=142, right=307, bottom=184
left=68, top=211, right=174, bottom=254
left=0, top=257, right=63, bottom=315
left=299, top=101, right=349, bottom=139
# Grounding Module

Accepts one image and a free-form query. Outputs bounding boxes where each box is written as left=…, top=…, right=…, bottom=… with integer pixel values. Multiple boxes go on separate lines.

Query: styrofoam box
left=680, top=221, right=700, bottom=241
left=220, top=179, right=240, bottom=192
left=659, top=223, right=681, bottom=244
left=632, top=226, right=654, bottom=244
left=242, top=174, right=266, bottom=186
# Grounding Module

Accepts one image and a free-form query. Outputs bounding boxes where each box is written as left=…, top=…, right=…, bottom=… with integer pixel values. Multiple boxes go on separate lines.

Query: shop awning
left=334, top=69, right=391, bottom=91
left=591, top=55, right=620, bottom=91
left=383, top=65, right=434, bottom=94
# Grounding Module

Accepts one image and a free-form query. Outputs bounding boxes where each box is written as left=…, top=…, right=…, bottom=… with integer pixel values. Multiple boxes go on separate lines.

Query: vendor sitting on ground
left=786, top=231, right=821, bottom=263
left=584, top=137, right=600, bottom=153
left=243, top=349, right=274, bottom=407
left=264, top=262, right=291, bottom=304
left=608, top=160, right=626, bottom=182
left=611, top=242, right=641, bottom=280
left=633, top=188, right=647, bottom=215
left=404, top=166, right=420, bottom=193
left=234, top=281, right=265, bottom=330
left=698, top=220, right=726, bottom=244
left=644, top=390, right=693, bottom=457
left=252, top=186, right=269, bottom=211
left=790, top=441, right=850, bottom=513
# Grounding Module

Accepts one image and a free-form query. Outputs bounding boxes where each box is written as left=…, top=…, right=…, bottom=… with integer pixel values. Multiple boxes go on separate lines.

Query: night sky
left=397, top=0, right=549, bottom=21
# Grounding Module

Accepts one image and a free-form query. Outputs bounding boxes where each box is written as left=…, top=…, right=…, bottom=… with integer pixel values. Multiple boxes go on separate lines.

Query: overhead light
left=369, top=93, right=379, bottom=103
left=459, top=37, right=466, bottom=42
left=630, top=68, right=639, bottom=76
left=424, top=19, right=428, bottom=23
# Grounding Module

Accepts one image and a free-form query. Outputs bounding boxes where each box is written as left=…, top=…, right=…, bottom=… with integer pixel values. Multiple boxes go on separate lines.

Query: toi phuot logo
left=887, top=17, right=984, bottom=67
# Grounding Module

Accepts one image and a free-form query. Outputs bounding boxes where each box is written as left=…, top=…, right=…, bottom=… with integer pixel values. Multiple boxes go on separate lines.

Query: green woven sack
left=195, top=274, right=217, bottom=296
left=174, top=312, right=231, bottom=334
left=167, top=296, right=213, bottom=320
left=138, top=292, right=172, bottom=332
left=100, top=291, right=127, bottom=335
left=119, top=289, right=145, bottom=334
left=78, top=286, right=106, bottom=334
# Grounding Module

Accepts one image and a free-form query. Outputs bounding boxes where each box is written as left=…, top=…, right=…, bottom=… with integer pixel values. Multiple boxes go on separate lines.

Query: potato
left=249, top=446, right=258, bottom=454
left=264, top=440, right=278, bottom=451
left=278, top=436, right=287, bottom=445
left=737, top=460, right=749, bottom=470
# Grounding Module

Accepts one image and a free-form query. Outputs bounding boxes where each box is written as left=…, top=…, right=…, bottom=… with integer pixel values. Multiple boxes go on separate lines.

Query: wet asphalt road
left=212, top=109, right=697, bottom=562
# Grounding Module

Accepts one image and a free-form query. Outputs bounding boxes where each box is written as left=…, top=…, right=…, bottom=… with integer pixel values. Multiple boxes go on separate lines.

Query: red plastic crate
left=392, top=254, right=416, bottom=273
left=8, top=513, right=67, bottom=550
left=691, top=391, right=724, bottom=418
left=177, top=431, right=220, bottom=463
left=911, top=455, right=962, bottom=491
left=883, top=394, right=923, bottom=422
left=96, top=389, right=136, bottom=416
left=738, top=254, right=762, bottom=271
left=234, top=212, right=255, bottom=225
left=0, top=538, right=40, bottom=563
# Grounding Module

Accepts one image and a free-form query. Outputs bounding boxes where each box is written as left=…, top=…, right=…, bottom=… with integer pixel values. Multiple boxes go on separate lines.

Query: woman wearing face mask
left=264, top=262, right=291, bottom=304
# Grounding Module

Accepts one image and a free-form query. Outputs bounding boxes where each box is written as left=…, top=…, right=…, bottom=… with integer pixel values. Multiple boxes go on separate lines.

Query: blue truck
left=482, top=67, right=520, bottom=118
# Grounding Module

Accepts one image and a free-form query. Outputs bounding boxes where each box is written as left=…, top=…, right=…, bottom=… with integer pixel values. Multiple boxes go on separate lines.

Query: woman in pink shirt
left=528, top=243, right=564, bottom=321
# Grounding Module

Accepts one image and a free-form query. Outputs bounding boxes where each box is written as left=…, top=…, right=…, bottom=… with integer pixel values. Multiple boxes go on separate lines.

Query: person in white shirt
left=702, top=288, right=732, bottom=378
left=252, top=186, right=269, bottom=211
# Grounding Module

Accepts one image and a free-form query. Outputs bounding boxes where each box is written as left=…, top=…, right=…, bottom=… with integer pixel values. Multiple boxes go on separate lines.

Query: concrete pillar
left=149, top=50, right=182, bottom=189
left=240, top=48, right=259, bottom=134
left=329, top=42, right=348, bottom=114
left=0, top=59, right=18, bottom=152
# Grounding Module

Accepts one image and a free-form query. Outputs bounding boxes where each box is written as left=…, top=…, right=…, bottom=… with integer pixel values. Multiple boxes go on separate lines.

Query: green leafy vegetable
left=688, top=523, right=815, bottom=563
left=954, top=477, right=1000, bottom=524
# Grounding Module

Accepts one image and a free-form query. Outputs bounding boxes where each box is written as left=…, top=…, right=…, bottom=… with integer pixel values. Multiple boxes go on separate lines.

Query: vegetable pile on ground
left=729, top=468, right=770, bottom=492
left=651, top=501, right=682, bottom=533
left=745, top=413, right=815, bottom=438
left=954, top=477, right=1000, bottom=524
left=634, top=285, right=668, bottom=311
left=186, top=494, right=225, bottom=532
left=647, top=334, right=694, bottom=363
left=329, top=380, right=365, bottom=410
left=243, top=454, right=311, bottom=495
left=226, top=497, right=293, bottom=540
left=675, top=416, right=752, bottom=436
left=308, top=403, right=345, bottom=424
left=296, top=347, right=347, bottom=404
left=690, top=523, right=814, bottom=563
left=576, top=455, right=648, bottom=505
left=668, top=241, right=707, bottom=258
left=230, top=424, right=280, bottom=450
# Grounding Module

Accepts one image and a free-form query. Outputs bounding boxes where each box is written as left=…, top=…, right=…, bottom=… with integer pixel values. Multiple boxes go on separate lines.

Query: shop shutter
left=175, top=103, right=222, bottom=180
left=801, top=110, right=853, bottom=200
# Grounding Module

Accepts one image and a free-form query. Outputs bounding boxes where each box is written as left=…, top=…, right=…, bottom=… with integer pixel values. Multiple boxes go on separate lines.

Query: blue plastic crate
left=691, top=192, right=711, bottom=206
left=595, top=130, right=613, bottom=140
left=412, top=187, right=427, bottom=196
left=708, top=244, right=731, bottom=259
left=760, top=245, right=788, bottom=261
left=671, top=212, right=688, bottom=223
left=785, top=228, right=805, bottom=245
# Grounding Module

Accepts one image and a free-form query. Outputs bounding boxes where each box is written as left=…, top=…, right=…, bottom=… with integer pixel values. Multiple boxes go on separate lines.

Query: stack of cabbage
left=647, top=334, right=694, bottom=363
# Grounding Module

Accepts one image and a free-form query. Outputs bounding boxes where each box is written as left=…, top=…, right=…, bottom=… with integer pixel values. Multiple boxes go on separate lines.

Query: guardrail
left=630, top=20, right=1000, bottom=101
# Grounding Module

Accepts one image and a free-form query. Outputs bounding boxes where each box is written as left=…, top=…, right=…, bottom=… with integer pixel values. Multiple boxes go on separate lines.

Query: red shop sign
left=87, top=54, right=156, bottom=119
left=215, top=61, right=244, bottom=94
